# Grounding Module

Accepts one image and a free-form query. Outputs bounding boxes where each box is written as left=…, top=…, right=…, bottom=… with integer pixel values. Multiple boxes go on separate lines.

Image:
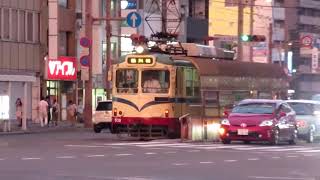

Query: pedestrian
left=52, top=99, right=60, bottom=126
left=15, top=98, right=23, bottom=127
left=38, top=97, right=48, bottom=127
left=67, top=100, right=77, bottom=127
left=46, top=96, right=52, bottom=127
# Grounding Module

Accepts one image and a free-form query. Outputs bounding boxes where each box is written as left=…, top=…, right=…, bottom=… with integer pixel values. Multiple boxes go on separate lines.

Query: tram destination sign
left=127, top=57, right=154, bottom=64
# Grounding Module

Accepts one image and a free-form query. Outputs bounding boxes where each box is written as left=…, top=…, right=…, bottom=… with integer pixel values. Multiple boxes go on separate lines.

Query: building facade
left=0, top=0, right=43, bottom=126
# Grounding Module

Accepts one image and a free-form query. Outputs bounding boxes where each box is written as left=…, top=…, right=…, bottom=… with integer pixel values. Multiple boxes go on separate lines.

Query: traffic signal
left=241, top=35, right=266, bottom=42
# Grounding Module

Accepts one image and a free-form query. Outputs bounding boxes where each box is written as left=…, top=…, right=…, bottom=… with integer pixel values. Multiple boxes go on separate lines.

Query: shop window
left=3, top=8, right=10, bottom=40
left=19, top=10, right=25, bottom=42
left=11, top=9, right=18, bottom=41
left=26, top=12, right=33, bottom=42
left=59, top=0, right=68, bottom=8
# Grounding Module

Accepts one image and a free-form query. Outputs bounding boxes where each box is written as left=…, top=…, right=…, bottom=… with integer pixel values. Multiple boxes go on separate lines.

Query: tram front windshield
left=142, top=70, right=170, bottom=93
left=116, top=69, right=138, bottom=93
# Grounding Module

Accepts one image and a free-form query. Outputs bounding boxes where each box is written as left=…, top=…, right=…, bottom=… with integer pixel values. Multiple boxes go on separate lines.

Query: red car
left=220, top=99, right=297, bottom=145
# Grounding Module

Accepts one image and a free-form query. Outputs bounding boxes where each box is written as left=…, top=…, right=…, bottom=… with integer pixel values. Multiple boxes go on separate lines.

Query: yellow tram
left=110, top=44, right=288, bottom=139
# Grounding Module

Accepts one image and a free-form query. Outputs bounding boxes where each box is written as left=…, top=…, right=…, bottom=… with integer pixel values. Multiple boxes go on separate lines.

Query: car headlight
left=221, top=119, right=230, bottom=126
left=259, top=119, right=273, bottom=127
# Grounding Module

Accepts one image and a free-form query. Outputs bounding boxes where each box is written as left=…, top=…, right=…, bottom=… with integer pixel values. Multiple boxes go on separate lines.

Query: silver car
left=286, top=100, right=320, bottom=143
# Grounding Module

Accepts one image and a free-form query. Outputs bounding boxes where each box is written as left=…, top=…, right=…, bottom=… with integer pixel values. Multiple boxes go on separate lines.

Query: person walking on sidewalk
left=15, top=98, right=23, bottom=127
left=46, top=96, right=52, bottom=127
left=52, top=99, right=60, bottom=126
left=38, top=97, right=48, bottom=127
left=67, top=100, right=77, bottom=127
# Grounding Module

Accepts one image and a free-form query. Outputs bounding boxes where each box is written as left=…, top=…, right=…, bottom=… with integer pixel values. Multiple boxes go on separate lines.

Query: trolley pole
left=237, top=0, right=244, bottom=61
left=84, top=0, right=93, bottom=128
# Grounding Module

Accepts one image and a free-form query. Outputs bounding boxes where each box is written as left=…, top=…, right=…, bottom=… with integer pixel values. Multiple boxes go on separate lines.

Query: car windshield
left=96, top=102, right=112, bottom=111
left=288, top=102, right=320, bottom=115
left=232, top=103, right=275, bottom=114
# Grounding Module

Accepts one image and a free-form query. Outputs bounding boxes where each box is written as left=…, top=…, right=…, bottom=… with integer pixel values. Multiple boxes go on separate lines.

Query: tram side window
left=116, top=69, right=138, bottom=93
left=185, top=68, right=200, bottom=97
left=142, top=70, right=170, bottom=93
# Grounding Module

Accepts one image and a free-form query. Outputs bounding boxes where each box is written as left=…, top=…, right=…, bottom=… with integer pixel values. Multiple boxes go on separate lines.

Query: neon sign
left=47, top=56, right=77, bottom=80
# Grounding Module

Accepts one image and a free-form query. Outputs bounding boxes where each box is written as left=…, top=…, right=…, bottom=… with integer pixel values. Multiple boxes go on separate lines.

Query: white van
left=92, top=100, right=112, bottom=133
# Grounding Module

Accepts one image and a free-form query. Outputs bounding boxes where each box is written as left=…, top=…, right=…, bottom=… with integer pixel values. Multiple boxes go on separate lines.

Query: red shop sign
left=47, top=56, right=77, bottom=81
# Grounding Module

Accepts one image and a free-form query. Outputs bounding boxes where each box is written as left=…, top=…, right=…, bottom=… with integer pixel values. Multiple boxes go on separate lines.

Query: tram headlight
left=136, top=46, right=144, bottom=54
left=165, top=109, right=169, bottom=118
left=113, top=108, right=117, bottom=116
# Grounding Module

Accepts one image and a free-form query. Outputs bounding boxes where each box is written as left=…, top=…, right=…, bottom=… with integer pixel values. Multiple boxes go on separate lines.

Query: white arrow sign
left=131, top=13, right=137, bottom=28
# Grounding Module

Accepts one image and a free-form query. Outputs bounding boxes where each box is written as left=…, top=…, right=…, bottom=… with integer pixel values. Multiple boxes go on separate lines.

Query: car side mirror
left=223, top=110, right=230, bottom=118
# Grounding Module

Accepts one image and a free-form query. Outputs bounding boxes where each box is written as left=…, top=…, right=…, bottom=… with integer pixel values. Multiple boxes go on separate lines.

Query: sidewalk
left=0, top=120, right=87, bottom=135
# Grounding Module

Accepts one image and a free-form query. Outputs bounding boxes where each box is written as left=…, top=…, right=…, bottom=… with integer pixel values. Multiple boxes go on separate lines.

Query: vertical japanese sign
left=312, top=47, right=319, bottom=73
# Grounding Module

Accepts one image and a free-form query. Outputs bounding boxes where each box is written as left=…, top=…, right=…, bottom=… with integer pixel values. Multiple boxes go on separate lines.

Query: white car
left=92, top=101, right=112, bottom=133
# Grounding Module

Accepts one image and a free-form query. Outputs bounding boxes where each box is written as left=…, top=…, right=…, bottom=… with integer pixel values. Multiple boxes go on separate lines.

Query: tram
left=110, top=43, right=288, bottom=138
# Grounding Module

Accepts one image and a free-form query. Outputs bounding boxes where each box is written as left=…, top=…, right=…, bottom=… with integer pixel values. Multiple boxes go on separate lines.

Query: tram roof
left=172, top=56, right=288, bottom=79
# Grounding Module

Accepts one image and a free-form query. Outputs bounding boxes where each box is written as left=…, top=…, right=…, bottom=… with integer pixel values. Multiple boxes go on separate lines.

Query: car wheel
left=306, top=129, right=314, bottom=143
left=288, top=130, right=297, bottom=145
left=270, top=129, right=280, bottom=145
left=93, top=125, right=102, bottom=133
left=222, top=139, right=231, bottom=144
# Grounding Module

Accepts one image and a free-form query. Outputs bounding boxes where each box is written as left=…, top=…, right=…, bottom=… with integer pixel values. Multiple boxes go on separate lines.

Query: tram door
left=175, top=67, right=184, bottom=117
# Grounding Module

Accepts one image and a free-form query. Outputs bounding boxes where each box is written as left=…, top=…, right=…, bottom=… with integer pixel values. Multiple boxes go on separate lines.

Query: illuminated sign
left=47, top=56, right=77, bottom=80
left=127, top=57, right=154, bottom=64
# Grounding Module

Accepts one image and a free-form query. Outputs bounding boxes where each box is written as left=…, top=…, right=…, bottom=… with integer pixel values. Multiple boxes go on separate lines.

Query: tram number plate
left=114, top=118, right=121, bottom=123
left=237, top=129, right=248, bottom=135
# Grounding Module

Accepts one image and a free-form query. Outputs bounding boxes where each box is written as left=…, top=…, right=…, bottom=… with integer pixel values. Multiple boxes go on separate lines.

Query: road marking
left=87, top=155, right=105, bottom=158
left=65, top=145, right=109, bottom=148
left=21, top=157, right=41, bottom=160
left=107, top=141, right=169, bottom=146
left=188, top=150, right=200, bottom=152
left=56, top=156, right=76, bottom=159
left=114, top=154, right=133, bottom=156
left=298, top=149, right=320, bottom=153
left=172, top=163, right=188, bottom=166
left=145, top=152, right=157, bottom=155
left=271, top=156, right=281, bottom=159
left=249, top=176, right=313, bottom=180
left=199, top=145, right=252, bottom=150
left=164, top=151, right=177, bottom=154
left=303, top=154, right=314, bottom=157
left=0, top=158, right=5, bottom=161
left=287, top=155, right=298, bottom=158
left=224, top=160, right=237, bottom=162
left=199, top=161, right=214, bottom=164
left=263, top=147, right=312, bottom=152
left=248, top=158, right=259, bottom=161
left=234, top=146, right=283, bottom=151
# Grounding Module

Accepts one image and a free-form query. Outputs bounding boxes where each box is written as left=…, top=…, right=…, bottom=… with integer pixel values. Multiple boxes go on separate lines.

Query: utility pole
left=106, top=0, right=112, bottom=100
left=249, top=0, right=254, bottom=62
left=237, top=0, right=244, bottom=61
left=268, top=23, right=273, bottom=64
left=84, top=0, right=93, bottom=128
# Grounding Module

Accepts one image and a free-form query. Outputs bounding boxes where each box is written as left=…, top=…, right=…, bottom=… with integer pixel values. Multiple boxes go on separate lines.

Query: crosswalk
left=101, top=140, right=320, bottom=153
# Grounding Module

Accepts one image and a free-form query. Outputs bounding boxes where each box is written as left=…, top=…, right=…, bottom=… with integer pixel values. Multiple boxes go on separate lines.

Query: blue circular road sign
left=80, top=56, right=90, bottom=66
left=126, top=12, right=142, bottom=28
left=80, top=37, right=91, bottom=48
